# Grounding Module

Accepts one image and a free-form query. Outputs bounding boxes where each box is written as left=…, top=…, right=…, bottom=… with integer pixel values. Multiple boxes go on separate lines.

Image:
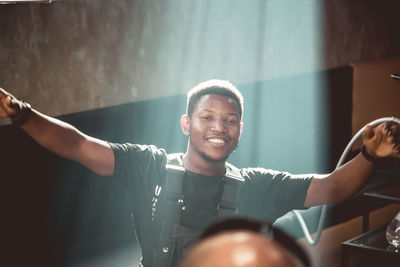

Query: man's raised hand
left=363, top=122, right=400, bottom=159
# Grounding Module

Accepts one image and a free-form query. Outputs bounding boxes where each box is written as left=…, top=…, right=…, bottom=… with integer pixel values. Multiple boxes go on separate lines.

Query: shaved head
left=180, top=231, right=297, bottom=267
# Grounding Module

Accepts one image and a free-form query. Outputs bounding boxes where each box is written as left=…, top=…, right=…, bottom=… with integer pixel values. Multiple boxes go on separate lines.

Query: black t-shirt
left=109, top=143, right=312, bottom=266
left=181, top=171, right=224, bottom=231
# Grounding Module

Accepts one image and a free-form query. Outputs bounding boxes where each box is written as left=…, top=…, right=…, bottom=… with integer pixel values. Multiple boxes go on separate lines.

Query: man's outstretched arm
left=0, top=88, right=115, bottom=176
left=304, top=122, right=400, bottom=207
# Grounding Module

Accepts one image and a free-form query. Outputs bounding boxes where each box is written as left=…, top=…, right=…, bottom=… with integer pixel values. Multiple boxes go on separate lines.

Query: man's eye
left=227, top=119, right=239, bottom=124
left=201, top=116, right=212, bottom=120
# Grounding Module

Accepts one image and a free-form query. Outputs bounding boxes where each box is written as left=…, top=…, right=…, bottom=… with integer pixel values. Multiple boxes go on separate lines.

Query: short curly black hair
left=186, top=79, right=244, bottom=119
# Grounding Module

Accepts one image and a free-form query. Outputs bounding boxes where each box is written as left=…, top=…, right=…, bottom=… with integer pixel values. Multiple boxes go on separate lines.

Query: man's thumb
left=363, top=125, right=374, bottom=140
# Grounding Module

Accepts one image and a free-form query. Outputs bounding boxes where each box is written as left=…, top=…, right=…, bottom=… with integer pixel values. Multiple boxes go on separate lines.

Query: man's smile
left=207, top=138, right=226, bottom=144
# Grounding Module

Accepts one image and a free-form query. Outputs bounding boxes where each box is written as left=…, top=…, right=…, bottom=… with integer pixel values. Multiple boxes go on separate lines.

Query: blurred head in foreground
left=180, top=230, right=296, bottom=267
left=180, top=218, right=310, bottom=267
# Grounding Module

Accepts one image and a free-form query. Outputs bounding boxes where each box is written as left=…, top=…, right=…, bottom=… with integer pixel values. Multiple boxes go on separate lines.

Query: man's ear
left=239, top=122, right=244, bottom=140
left=181, top=114, right=190, bottom=136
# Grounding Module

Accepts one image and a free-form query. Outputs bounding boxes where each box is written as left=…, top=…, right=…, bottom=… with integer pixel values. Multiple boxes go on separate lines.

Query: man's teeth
left=208, top=138, right=225, bottom=144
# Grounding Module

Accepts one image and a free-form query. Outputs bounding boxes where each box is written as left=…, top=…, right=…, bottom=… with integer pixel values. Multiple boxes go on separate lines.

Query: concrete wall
left=0, top=0, right=398, bottom=122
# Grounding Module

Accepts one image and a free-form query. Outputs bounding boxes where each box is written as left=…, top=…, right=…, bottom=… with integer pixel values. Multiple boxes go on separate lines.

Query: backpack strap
left=153, top=164, right=185, bottom=223
left=217, top=163, right=245, bottom=218
left=152, top=162, right=186, bottom=267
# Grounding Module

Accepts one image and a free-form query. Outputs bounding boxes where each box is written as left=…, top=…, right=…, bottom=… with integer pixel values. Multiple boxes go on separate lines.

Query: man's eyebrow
left=200, top=109, right=239, bottom=116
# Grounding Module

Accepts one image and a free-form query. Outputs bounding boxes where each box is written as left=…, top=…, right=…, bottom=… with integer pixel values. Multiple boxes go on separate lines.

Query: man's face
left=185, top=94, right=243, bottom=162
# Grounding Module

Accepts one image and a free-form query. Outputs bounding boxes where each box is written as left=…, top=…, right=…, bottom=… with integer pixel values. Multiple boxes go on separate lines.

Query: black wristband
left=361, top=145, right=376, bottom=162
left=11, top=102, right=32, bottom=126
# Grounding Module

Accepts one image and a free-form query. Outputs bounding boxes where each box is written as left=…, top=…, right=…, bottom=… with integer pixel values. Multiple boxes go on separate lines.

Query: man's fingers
left=363, top=122, right=400, bottom=158
left=386, top=121, right=400, bottom=146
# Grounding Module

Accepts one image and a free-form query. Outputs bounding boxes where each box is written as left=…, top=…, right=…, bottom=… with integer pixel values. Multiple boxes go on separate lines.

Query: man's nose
left=211, top=119, right=226, bottom=132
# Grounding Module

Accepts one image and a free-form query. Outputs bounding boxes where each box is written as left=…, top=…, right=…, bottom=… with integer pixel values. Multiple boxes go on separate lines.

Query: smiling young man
left=181, top=84, right=243, bottom=176
left=0, top=80, right=399, bottom=267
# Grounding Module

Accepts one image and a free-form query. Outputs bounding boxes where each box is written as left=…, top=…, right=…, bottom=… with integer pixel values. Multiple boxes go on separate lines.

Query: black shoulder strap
left=153, top=163, right=185, bottom=223
left=217, top=163, right=244, bottom=218
left=152, top=161, right=186, bottom=267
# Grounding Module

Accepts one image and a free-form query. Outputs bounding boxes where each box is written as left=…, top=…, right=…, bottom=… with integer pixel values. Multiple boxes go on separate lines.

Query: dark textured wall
left=0, top=0, right=398, bottom=122
left=323, top=0, right=400, bottom=66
